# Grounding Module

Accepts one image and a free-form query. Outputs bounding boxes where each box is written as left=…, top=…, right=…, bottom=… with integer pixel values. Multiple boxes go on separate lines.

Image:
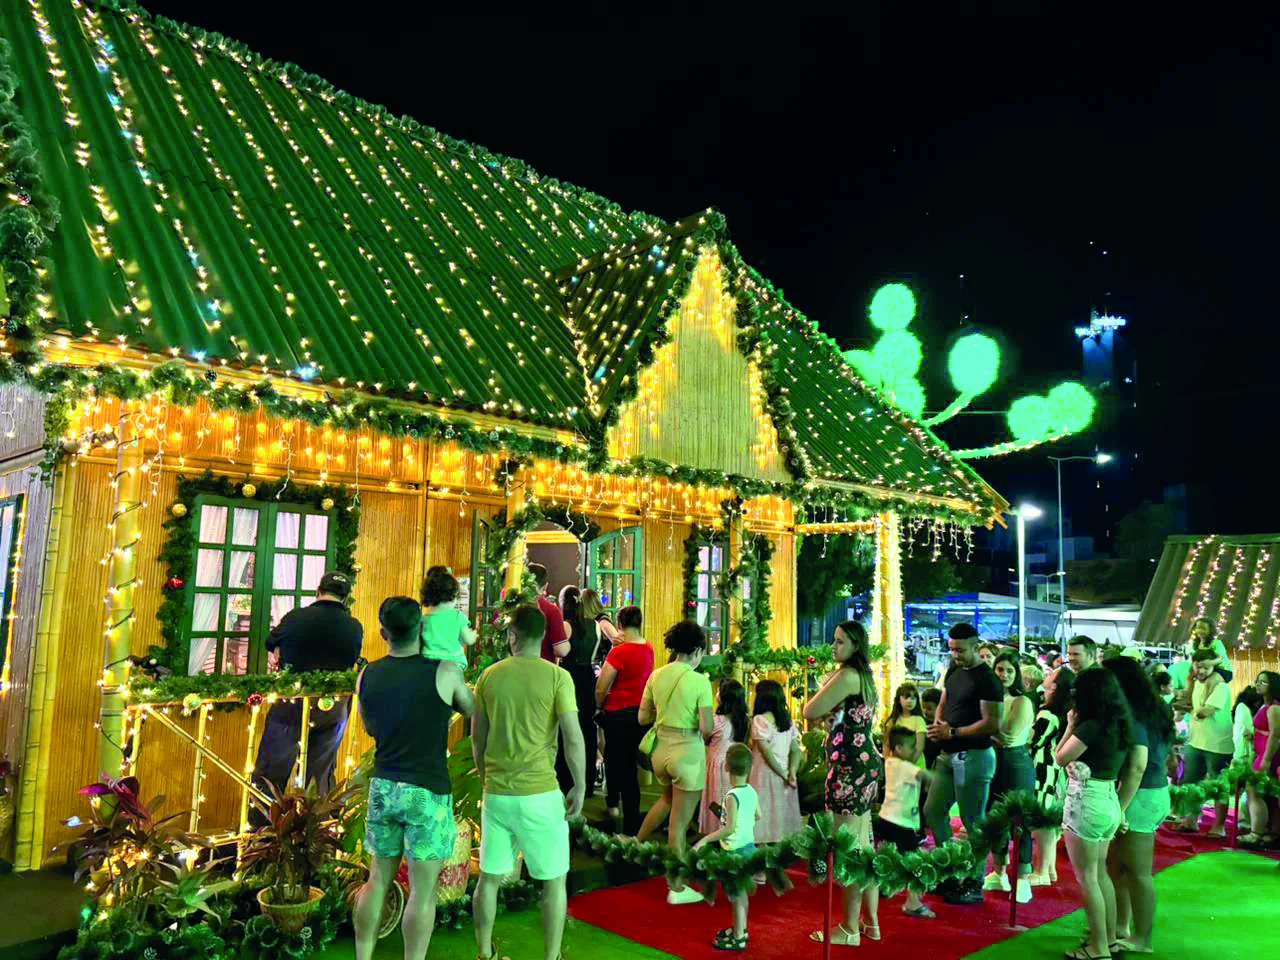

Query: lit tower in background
left=1075, top=310, right=1138, bottom=547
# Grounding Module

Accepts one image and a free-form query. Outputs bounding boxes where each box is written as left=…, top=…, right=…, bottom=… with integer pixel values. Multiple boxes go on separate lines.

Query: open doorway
left=526, top=521, right=585, bottom=603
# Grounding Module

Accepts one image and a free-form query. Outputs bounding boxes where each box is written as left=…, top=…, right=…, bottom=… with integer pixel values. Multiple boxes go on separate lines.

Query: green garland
left=541, top=503, right=601, bottom=543
left=153, top=471, right=360, bottom=676
left=682, top=524, right=719, bottom=622
left=57, top=914, right=232, bottom=960
left=128, top=669, right=356, bottom=705
left=681, top=506, right=774, bottom=649
left=238, top=887, right=344, bottom=960
left=0, top=36, right=60, bottom=368
left=572, top=790, right=1059, bottom=899
left=1170, top=760, right=1280, bottom=816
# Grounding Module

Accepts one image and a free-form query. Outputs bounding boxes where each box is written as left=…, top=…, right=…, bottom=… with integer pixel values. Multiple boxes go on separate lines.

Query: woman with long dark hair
left=984, top=651, right=1036, bottom=903
left=1242, top=671, right=1280, bottom=848
left=1055, top=666, right=1133, bottom=960
left=554, top=586, right=600, bottom=797
left=1105, top=656, right=1174, bottom=956
left=594, top=606, right=653, bottom=834
left=803, top=621, right=881, bottom=946
left=1028, top=666, right=1074, bottom=885
left=700, top=678, right=749, bottom=835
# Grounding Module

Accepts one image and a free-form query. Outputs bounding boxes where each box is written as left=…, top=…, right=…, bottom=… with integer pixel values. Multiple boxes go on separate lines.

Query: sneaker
left=667, top=886, right=705, bottom=905
left=1016, top=878, right=1033, bottom=904
left=983, top=871, right=1011, bottom=892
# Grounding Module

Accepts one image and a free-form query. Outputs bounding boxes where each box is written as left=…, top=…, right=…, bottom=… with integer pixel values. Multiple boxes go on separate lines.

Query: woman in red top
left=594, top=605, right=654, bottom=833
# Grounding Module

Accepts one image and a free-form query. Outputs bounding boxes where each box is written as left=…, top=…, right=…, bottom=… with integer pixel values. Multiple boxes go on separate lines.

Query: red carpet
left=569, top=822, right=1275, bottom=960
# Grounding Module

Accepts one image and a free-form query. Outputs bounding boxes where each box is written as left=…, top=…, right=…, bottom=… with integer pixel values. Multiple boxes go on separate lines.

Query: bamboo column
left=15, top=461, right=76, bottom=870
left=727, top=503, right=744, bottom=643
left=502, top=470, right=528, bottom=594
left=870, top=511, right=906, bottom=721
left=99, top=411, right=144, bottom=778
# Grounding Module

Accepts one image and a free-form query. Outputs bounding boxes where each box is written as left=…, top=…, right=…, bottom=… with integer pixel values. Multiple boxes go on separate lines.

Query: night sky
left=141, top=4, right=1276, bottom=538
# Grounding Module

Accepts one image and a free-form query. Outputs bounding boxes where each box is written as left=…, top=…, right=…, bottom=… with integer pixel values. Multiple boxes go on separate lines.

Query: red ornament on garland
left=806, top=656, right=817, bottom=665
left=166, top=575, right=185, bottom=591
left=247, top=693, right=264, bottom=707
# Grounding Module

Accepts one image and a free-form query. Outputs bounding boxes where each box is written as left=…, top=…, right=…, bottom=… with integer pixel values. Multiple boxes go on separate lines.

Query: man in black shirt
left=923, top=622, right=1004, bottom=903
left=251, top=571, right=363, bottom=823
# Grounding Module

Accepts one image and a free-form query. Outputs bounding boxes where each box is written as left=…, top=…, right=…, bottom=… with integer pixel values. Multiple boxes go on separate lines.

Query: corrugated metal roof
left=1, top=0, right=1003, bottom=517
left=1134, top=534, right=1280, bottom=651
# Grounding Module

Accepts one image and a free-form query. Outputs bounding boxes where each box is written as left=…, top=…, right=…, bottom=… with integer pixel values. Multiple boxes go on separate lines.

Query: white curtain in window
left=188, top=594, right=219, bottom=674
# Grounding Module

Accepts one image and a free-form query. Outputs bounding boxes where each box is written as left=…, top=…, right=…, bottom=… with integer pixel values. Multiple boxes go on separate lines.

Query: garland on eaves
left=541, top=503, right=601, bottom=542
left=572, top=791, right=1060, bottom=899
left=0, top=36, right=61, bottom=370
left=153, top=470, right=359, bottom=676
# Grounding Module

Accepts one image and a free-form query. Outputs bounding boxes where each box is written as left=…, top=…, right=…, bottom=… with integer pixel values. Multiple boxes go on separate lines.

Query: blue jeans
left=924, top=747, right=997, bottom=850
left=989, top=745, right=1035, bottom=873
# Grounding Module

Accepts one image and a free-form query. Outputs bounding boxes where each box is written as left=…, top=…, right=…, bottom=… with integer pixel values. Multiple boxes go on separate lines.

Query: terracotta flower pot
left=257, top=885, right=325, bottom=933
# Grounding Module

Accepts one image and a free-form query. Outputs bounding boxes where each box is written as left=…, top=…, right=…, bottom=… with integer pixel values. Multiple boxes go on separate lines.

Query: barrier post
left=822, top=849, right=834, bottom=960
left=1007, top=827, right=1019, bottom=928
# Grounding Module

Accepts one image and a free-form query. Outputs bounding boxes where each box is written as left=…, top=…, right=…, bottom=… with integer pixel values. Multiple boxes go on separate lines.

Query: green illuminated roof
left=0, top=0, right=1002, bottom=519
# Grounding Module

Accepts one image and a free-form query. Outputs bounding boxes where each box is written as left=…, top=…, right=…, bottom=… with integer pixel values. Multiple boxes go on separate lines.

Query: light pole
left=1015, top=504, right=1043, bottom=655
left=1049, top=453, right=1111, bottom=649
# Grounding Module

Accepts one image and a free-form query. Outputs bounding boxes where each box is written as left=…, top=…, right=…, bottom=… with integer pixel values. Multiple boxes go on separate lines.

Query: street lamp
left=1049, top=453, right=1111, bottom=648
left=1015, top=504, right=1043, bottom=655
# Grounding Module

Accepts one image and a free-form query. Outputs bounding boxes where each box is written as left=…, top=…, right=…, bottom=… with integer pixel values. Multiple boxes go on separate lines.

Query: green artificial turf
left=969, top=850, right=1275, bottom=960
left=317, top=909, right=678, bottom=959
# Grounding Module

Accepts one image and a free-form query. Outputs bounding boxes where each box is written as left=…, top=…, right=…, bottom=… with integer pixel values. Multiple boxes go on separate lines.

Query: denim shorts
left=1126, top=786, right=1171, bottom=834
left=1063, top=778, right=1122, bottom=843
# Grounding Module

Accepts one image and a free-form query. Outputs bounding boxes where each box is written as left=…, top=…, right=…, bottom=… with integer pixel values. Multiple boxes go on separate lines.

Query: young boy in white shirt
left=875, top=726, right=937, bottom=921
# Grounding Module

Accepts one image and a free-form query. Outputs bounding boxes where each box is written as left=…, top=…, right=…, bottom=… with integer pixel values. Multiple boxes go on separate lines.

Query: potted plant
left=240, top=779, right=353, bottom=932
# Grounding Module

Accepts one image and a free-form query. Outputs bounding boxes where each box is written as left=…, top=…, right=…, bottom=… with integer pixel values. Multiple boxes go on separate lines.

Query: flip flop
left=1065, top=948, right=1111, bottom=960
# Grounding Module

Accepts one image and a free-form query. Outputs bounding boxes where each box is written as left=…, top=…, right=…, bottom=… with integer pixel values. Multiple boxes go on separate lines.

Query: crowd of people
left=258, top=561, right=1280, bottom=960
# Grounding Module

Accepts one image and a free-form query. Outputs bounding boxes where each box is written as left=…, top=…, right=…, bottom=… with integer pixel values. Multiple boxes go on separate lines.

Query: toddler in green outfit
left=419, top=566, right=476, bottom=667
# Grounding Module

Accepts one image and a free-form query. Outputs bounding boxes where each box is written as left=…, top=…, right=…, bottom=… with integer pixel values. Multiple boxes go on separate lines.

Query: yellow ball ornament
left=181, top=693, right=202, bottom=715
left=241, top=483, right=257, bottom=498
left=317, top=695, right=336, bottom=712
left=171, top=502, right=188, bottom=518
left=320, top=497, right=335, bottom=511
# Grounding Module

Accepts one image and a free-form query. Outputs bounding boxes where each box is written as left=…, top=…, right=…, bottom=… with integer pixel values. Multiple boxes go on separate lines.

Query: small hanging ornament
left=320, top=497, right=335, bottom=511
left=246, top=693, right=264, bottom=708
left=181, top=693, right=202, bottom=716
left=806, top=655, right=817, bottom=666
left=241, top=482, right=257, bottom=498
left=165, top=575, right=185, bottom=591
left=317, top=695, right=336, bottom=712
left=170, top=502, right=188, bottom=518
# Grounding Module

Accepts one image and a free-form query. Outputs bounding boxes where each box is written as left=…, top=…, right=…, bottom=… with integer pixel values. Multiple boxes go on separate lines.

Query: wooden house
left=0, top=0, right=1005, bottom=869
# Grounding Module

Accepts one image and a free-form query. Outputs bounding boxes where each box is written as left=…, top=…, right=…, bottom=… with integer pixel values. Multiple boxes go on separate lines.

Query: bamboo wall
left=606, top=249, right=792, bottom=484
left=18, top=381, right=803, bottom=864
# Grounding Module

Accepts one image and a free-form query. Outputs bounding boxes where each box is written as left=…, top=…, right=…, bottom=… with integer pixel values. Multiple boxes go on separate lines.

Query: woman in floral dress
left=802, top=621, right=882, bottom=947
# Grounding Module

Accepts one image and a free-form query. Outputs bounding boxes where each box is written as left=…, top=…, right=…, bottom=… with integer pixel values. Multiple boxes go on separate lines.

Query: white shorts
left=478, top=789, right=570, bottom=881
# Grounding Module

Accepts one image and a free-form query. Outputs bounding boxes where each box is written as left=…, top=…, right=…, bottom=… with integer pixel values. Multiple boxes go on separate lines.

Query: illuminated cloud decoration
left=843, top=283, right=1094, bottom=459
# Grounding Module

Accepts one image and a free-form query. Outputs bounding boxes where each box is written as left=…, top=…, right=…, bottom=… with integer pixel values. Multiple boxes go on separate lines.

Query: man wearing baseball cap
left=250, top=569, right=363, bottom=823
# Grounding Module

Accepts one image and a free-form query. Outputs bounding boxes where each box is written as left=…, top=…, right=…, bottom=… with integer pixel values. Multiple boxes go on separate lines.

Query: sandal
left=713, top=928, right=749, bottom=952
left=861, top=921, right=881, bottom=941
left=903, top=904, right=936, bottom=919
left=1114, top=940, right=1153, bottom=955
left=809, top=923, right=860, bottom=946
left=1065, top=949, right=1111, bottom=960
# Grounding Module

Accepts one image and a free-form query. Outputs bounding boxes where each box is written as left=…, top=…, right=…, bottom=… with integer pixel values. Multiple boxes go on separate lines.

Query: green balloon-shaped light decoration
left=948, top=333, right=1000, bottom=398
left=888, top=378, right=926, bottom=418
left=868, top=282, right=917, bottom=331
left=1045, top=381, right=1095, bottom=434
left=872, top=330, right=923, bottom=380
left=1007, top=395, right=1051, bottom=441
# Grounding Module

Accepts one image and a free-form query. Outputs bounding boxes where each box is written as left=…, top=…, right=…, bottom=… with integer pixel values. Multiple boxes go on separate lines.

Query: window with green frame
left=691, top=535, right=756, bottom=653
left=0, top=494, right=23, bottom=680
left=185, top=496, right=336, bottom=675
left=588, top=527, right=643, bottom=619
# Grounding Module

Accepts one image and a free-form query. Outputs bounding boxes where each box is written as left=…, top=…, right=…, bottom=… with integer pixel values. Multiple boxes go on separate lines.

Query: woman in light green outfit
left=634, top=621, right=714, bottom=905
left=1104, top=656, right=1173, bottom=956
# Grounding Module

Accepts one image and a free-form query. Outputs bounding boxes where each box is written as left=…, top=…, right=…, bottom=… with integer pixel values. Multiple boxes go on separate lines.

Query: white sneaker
left=1016, top=879, right=1033, bottom=904
left=983, top=871, right=1011, bottom=892
left=667, top=886, right=704, bottom=905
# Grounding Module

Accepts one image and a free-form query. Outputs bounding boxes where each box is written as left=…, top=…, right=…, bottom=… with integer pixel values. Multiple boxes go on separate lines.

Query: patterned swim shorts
left=365, top=777, right=455, bottom=862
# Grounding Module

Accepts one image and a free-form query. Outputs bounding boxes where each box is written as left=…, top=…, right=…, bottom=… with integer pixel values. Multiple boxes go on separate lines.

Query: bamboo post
left=189, top=705, right=209, bottom=832
left=141, top=705, right=270, bottom=805
left=870, top=512, right=905, bottom=721
left=15, top=460, right=77, bottom=870
left=727, top=503, right=744, bottom=646
left=125, top=707, right=144, bottom=777
left=503, top=471, right=527, bottom=595
left=239, top=701, right=262, bottom=834
left=295, top=696, right=313, bottom=789
left=100, top=411, right=144, bottom=777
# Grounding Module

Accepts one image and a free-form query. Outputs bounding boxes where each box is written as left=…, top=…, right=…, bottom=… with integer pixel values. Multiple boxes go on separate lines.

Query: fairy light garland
left=1239, top=547, right=1273, bottom=646
left=1170, top=535, right=1216, bottom=628
left=1193, top=540, right=1226, bottom=625
left=1216, top=545, right=1246, bottom=632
